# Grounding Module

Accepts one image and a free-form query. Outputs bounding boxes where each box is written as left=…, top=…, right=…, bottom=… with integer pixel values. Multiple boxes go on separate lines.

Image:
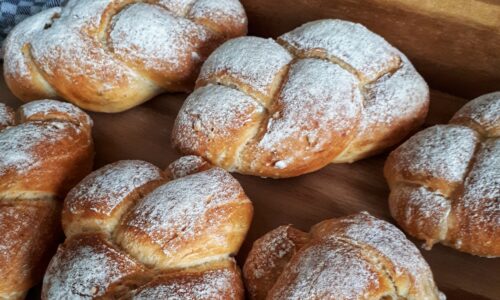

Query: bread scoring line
left=197, top=36, right=404, bottom=168
left=392, top=120, right=495, bottom=248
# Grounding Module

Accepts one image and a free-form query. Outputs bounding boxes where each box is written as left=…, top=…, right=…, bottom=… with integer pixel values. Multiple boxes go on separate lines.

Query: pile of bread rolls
left=1, top=0, right=497, bottom=298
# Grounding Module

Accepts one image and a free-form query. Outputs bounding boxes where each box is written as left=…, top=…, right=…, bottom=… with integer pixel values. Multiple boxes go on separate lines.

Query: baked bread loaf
left=243, top=212, right=443, bottom=300
left=3, top=0, right=247, bottom=113
left=173, top=19, right=429, bottom=178
left=42, top=156, right=253, bottom=299
left=0, top=100, right=94, bottom=299
left=385, top=92, right=500, bottom=257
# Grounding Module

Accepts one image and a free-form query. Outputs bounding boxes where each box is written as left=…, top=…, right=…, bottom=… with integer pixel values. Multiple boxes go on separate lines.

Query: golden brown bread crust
left=42, top=233, right=146, bottom=300
left=62, top=160, right=167, bottom=238
left=101, top=259, right=244, bottom=299
left=243, top=225, right=310, bottom=300
left=0, top=100, right=94, bottom=300
left=42, top=157, right=252, bottom=299
left=0, top=103, right=15, bottom=130
left=243, top=212, right=443, bottom=300
left=172, top=19, right=429, bottom=178
left=3, top=0, right=247, bottom=113
left=0, top=201, right=61, bottom=300
left=165, top=155, right=212, bottom=179
left=385, top=92, right=500, bottom=257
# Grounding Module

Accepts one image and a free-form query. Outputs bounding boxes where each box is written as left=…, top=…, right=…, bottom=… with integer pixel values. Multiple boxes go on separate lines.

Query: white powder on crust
left=125, top=167, right=245, bottom=253
left=0, top=103, right=14, bottom=128
left=3, top=7, right=62, bottom=79
left=43, top=238, right=141, bottom=299
left=392, top=125, right=479, bottom=183
left=66, top=160, right=163, bottom=216
left=167, top=155, right=208, bottom=179
left=0, top=121, right=73, bottom=176
left=459, top=139, right=500, bottom=233
left=270, top=239, right=379, bottom=299
left=189, top=0, right=246, bottom=25
left=110, top=3, right=209, bottom=73
left=20, top=99, right=92, bottom=126
left=279, top=19, right=401, bottom=82
left=452, top=91, right=500, bottom=136
left=4, top=0, right=246, bottom=101
left=174, top=19, right=429, bottom=174
left=131, top=268, right=238, bottom=299
left=257, top=58, right=361, bottom=153
left=0, top=100, right=90, bottom=177
left=198, top=36, right=293, bottom=95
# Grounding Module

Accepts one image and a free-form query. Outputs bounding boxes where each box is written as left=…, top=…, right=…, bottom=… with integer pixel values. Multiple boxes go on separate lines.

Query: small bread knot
left=385, top=92, right=500, bottom=257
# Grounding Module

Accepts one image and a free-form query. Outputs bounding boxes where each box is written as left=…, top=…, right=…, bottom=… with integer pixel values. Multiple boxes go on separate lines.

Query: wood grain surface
left=241, top=0, right=500, bottom=100
left=1, top=73, right=499, bottom=299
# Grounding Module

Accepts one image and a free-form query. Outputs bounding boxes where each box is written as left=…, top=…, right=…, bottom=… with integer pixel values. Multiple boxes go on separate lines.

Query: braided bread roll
left=3, top=0, right=247, bottom=113
left=172, top=19, right=429, bottom=178
left=42, top=156, right=253, bottom=299
left=385, top=92, right=500, bottom=257
left=0, top=100, right=94, bottom=299
left=243, top=212, right=443, bottom=300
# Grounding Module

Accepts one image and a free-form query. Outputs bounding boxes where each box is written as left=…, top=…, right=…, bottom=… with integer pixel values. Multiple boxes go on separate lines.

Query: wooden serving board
left=1, top=73, right=499, bottom=299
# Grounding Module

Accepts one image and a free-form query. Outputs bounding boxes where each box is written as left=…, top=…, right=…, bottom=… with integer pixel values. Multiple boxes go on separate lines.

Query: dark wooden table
left=1, top=72, right=499, bottom=299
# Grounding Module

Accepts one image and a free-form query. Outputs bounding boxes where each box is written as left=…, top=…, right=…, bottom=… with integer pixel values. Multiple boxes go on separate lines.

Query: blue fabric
left=0, top=0, right=63, bottom=41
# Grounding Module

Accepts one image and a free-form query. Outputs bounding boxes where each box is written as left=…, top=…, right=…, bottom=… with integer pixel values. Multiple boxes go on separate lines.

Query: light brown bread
left=173, top=19, right=429, bottom=178
left=243, top=212, right=443, bottom=300
left=385, top=92, right=500, bottom=257
left=42, top=156, right=252, bottom=299
left=0, top=100, right=94, bottom=299
left=3, top=0, right=247, bottom=113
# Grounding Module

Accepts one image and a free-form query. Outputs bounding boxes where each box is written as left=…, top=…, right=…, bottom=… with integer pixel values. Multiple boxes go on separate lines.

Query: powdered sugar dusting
left=66, top=160, right=163, bottom=216
left=392, top=125, right=479, bottom=183
left=452, top=91, right=500, bottom=137
left=0, top=121, right=73, bottom=176
left=0, top=206, right=31, bottom=257
left=125, top=167, right=244, bottom=253
left=247, top=213, right=439, bottom=299
left=270, top=239, right=379, bottom=299
left=43, top=160, right=250, bottom=297
left=388, top=92, right=499, bottom=256
left=167, top=155, right=208, bottom=179
left=28, top=0, right=148, bottom=93
left=3, top=7, right=62, bottom=79
left=257, top=58, right=362, bottom=158
left=43, top=236, right=141, bottom=299
left=199, top=37, right=293, bottom=95
left=189, top=0, right=246, bottom=25
left=174, top=84, right=264, bottom=153
left=110, top=3, right=209, bottom=73
left=359, top=54, right=428, bottom=128
left=5, top=0, right=247, bottom=108
left=131, top=268, right=238, bottom=299
left=390, top=185, right=450, bottom=242
left=20, top=99, right=92, bottom=126
left=248, top=226, right=298, bottom=280
left=0, top=103, right=14, bottom=128
left=460, top=139, right=500, bottom=228
left=341, top=212, right=432, bottom=279
left=174, top=19, right=428, bottom=176
left=279, top=19, right=400, bottom=82
left=157, top=0, right=196, bottom=16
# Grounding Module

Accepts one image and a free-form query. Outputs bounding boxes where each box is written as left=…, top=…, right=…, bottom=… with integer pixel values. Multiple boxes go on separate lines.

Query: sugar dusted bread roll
left=42, top=156, right=252, bottom=299
left=243, top=212, right=443, bottom=300
left=173, top=19, right=429, bottom=178
left=0, top=100, right=94, bottom=300
left=385, top=92, right=500, bottom=257
left=3, top=0, right=247, bottom=113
